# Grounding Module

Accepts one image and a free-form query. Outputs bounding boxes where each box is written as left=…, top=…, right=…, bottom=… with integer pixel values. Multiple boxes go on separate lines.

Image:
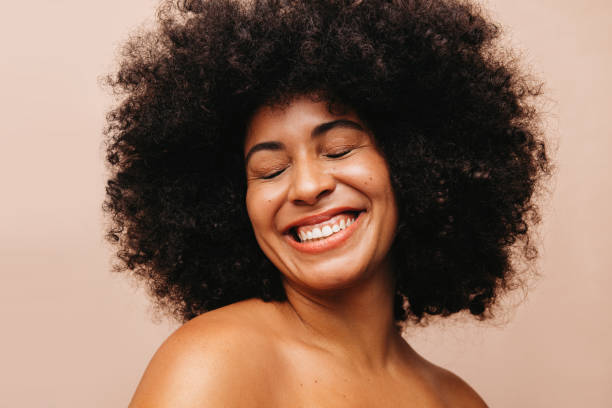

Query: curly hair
left=103, top=0, right=551, bottom=323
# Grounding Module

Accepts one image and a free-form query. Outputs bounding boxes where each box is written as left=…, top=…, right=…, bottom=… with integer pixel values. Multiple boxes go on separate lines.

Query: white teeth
left=295, top=213, right=360, bottom=243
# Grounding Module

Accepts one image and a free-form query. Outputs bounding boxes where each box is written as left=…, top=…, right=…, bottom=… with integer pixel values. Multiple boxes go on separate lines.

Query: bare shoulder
left=433, top=366, right=488, bottom=408
left=129, top=299, right=283, bottom=408
left=408, top=350, right=488, bottom=408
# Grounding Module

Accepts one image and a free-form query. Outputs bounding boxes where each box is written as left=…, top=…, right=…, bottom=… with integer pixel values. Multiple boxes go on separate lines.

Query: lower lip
left=283, top=212, right=364, bottom=254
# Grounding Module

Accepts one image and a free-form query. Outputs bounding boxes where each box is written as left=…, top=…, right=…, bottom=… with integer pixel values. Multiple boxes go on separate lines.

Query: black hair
left=103, top=0, right=552, bottom=323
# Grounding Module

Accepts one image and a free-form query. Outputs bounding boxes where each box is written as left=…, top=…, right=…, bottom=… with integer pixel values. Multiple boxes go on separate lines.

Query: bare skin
left=129, top=97, right=488, bottom=407
left=129, top=299, right=487, bottom=407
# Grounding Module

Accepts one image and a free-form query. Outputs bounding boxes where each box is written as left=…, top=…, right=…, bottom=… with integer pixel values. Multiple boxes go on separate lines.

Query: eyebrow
left=244, top=119, right=365, bottom=163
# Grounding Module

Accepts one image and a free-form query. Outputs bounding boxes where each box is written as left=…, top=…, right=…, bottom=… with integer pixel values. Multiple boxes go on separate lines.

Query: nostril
left=316, top=189, right=333, bottom=200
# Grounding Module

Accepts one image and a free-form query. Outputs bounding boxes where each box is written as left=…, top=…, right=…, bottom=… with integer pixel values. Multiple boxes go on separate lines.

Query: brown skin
left=129, top=97, right=488, bottom=407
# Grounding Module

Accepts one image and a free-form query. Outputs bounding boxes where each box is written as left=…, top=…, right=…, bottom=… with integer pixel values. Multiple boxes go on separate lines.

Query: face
left=244, top=96, right=398, bottom=295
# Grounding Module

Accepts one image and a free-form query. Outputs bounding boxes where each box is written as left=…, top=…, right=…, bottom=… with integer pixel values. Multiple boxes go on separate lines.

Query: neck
left=280, top=261, right=404, bottom=370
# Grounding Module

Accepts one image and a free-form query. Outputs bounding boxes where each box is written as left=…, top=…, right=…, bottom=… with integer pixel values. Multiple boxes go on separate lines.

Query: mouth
left=283, top=210, right=365, bottom=254
left=288, top=210, right=362, bottom=243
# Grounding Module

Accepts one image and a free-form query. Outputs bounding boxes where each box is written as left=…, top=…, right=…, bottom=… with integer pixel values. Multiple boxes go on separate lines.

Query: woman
left=104, top=0, right=551, bottom=406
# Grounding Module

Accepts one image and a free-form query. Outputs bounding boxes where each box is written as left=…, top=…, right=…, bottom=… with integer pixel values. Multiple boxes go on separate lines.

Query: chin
left=281, top=252, right=382, bottom=294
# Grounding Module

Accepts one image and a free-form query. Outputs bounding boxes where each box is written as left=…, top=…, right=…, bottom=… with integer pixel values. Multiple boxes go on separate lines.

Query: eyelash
left=325, top=149, right=352, bottom=159
left=259, top=149, right=353, bottom=179
left=261, top=168, right=287, bottom=180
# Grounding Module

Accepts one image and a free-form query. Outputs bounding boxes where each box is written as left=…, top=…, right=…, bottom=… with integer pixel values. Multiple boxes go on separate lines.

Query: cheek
left=246, top=183, right=285, bottom=234
left=339, top=152, right=394, bottom=197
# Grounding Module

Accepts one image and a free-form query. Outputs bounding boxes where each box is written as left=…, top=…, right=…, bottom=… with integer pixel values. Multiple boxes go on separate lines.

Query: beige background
left=0, top=0, right=610, bottom=406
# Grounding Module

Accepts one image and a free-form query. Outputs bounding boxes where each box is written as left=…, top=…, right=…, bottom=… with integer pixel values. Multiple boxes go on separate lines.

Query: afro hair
left=103, top=0, right=552, bottom=323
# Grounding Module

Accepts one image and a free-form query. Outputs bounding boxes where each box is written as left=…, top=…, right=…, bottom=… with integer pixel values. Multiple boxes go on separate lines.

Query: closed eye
left=325, top=149, right=352, bottom=159
left=261, top=168, right=287, bottom=179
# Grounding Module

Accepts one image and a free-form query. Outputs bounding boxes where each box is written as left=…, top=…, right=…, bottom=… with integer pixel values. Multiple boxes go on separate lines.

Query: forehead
left=244, top=96, right=363, bottom=152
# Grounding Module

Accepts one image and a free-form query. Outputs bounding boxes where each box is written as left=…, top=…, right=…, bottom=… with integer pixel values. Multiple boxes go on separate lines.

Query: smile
left=283, top=210, right=365, bottom=254
left=293, top=212, right=357, bottom=242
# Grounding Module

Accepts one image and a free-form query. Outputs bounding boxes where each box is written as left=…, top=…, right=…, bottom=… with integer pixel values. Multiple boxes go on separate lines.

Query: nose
left=287, top=159, right=336, bottom=205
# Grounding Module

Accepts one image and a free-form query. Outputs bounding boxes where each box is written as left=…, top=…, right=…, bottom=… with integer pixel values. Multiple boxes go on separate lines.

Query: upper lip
left=281, top=207, right=363, bottom=234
